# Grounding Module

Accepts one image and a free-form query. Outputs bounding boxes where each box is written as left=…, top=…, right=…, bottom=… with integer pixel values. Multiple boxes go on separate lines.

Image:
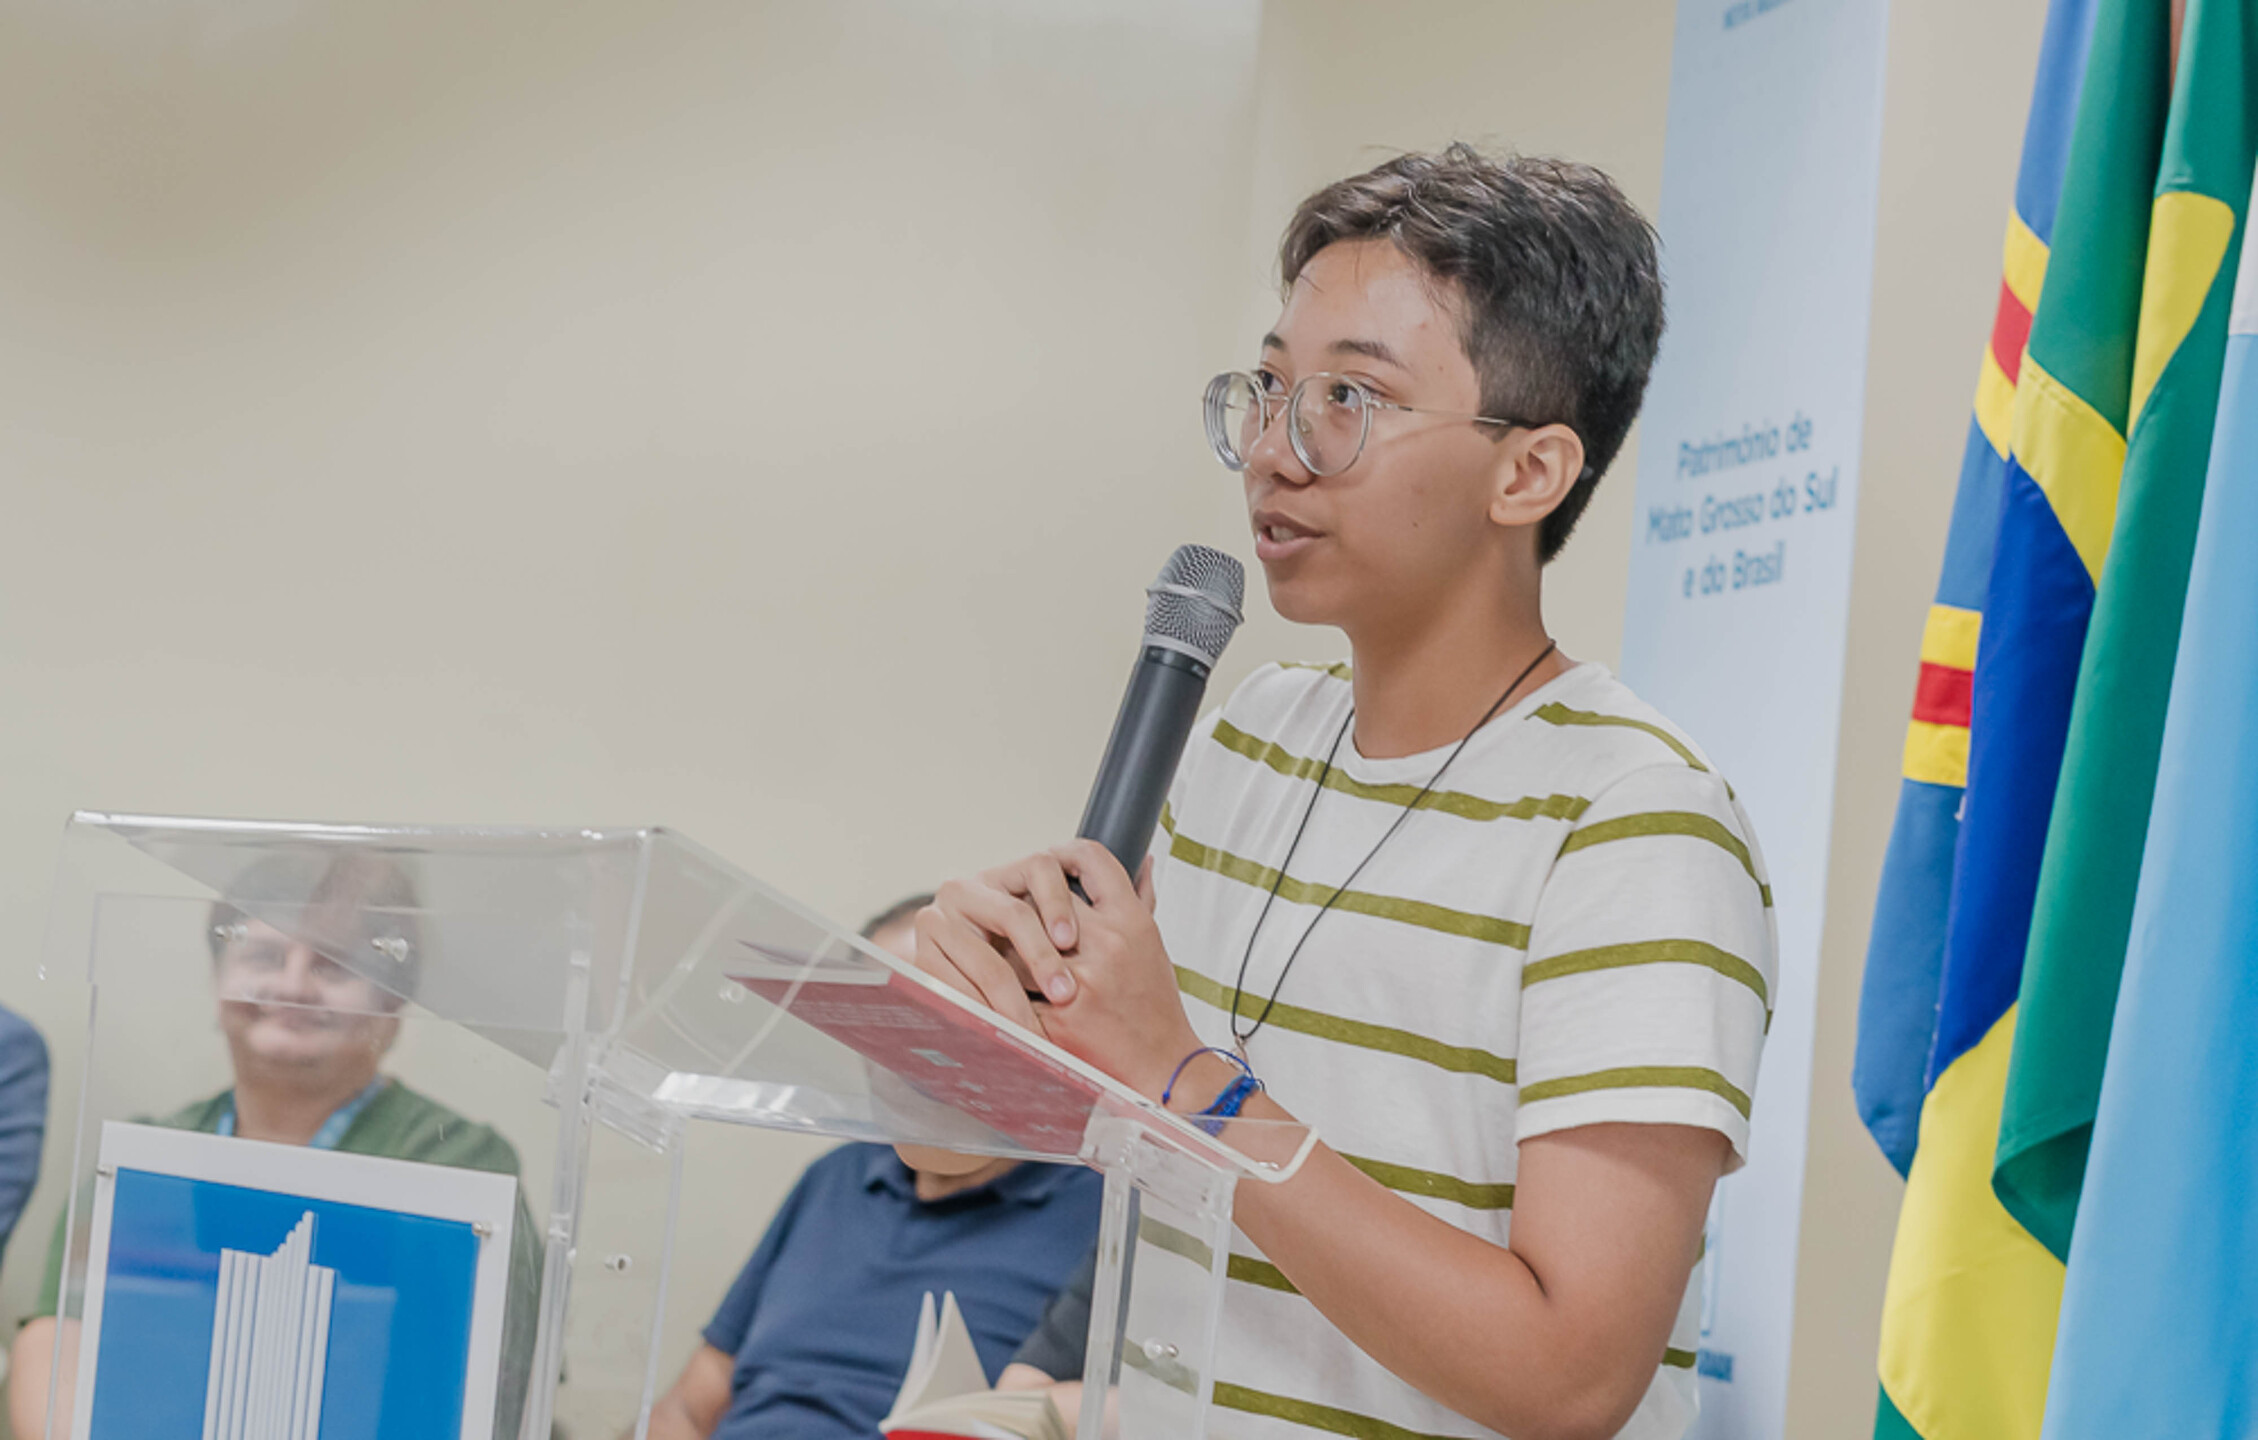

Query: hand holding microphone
left=914, top=545, right=1245, bottom=1091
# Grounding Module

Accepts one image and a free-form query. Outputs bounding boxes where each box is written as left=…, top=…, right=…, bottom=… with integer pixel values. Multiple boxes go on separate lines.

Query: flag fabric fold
left=1995, top=0, right=2258, bottom=1263
left=1868, top=1, right=2185, bottom=1436
left=1866, top=2, right=2258, bottom=1435
left=1850, top=0, right=2092, bottom=1181
left=2037, top=191, right=2258, bottom=1440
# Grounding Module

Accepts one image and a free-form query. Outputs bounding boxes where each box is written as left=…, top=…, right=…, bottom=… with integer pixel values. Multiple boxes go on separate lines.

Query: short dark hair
left=859, top=893, right=935, bottom=941
left=1279, top=144, right=1665, bottom=562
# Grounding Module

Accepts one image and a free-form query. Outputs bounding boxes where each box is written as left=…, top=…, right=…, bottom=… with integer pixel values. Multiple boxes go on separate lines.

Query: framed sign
left=70, top=1123, right=518, bottom=1440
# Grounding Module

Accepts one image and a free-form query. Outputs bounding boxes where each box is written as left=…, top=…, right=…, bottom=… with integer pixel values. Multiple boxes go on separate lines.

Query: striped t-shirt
left=1153, top=659, right=1776, bottom=1440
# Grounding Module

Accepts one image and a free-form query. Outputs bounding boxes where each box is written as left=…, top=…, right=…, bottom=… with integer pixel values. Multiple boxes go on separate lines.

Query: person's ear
left=1488, top=423, right=1586, bottom=532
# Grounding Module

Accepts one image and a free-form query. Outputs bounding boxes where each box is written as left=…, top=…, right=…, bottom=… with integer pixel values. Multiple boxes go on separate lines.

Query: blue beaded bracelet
left=1161, top=1046, right=1247, bottom=1106
left=1160, top=1046, right=1264, bottom=1134
left=1195, top=1071, right=1264, bottom=1135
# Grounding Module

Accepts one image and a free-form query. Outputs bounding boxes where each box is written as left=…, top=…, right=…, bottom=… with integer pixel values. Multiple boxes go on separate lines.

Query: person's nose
left=1246, top=391, right=1316, bottom=489
left=269, top=944, right=327, bottom=1004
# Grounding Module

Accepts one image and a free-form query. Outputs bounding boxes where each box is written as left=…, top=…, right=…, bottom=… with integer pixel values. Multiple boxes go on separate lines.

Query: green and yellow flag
left=1995, top=0, right=2258, bottom=1261
left=1860, top=2, right=2248, bottom=1440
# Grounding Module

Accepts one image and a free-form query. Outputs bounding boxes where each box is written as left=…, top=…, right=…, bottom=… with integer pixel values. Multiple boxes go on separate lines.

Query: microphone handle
left=1075, top=645, right=1212, bottom=884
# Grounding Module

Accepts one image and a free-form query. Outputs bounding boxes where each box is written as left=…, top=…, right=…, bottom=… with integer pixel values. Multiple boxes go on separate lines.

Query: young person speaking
left=915, top=146, right=1775, bottom=1440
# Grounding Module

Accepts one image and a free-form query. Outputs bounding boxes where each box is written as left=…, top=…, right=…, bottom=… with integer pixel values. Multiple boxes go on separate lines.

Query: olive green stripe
left=1279, top=659, right=1355, bottom=680
left=1523, top=939, right=1771, bottom=1012
left=1531, top=702, right=1708, bottom=771
left=1229, top=1252, right=1300, bottom=1294
left=1211, top=719, right=1591, bottom=826
left=1120, top=1335, right=1201, bottom=1396
left=1144, top=1144, right=1514, bottom=1219
left=1167, top=832, right=1531, bottom=949
left=1173, top=966, right=1515, bottom=1083
left=1138, top=1213, right=1214, bottom=1269
left=1342, top=1152, right=1514, bottom=1211
left=1140, top=1214, right=1304, bottom=1294
left=1197, top=1298, right=1690, bottom=1374
left=1212, top=1383, right=1468, bottom=1440
left=1521, top=1064, right=1753, bottom=1120
left=1559, top=811, right=1772, bottom=905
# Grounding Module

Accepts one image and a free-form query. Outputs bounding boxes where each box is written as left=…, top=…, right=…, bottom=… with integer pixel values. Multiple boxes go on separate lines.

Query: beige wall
left=0, top=1, right=1267, bottom=1426
left=0, top=0, right=2047, bottom=1434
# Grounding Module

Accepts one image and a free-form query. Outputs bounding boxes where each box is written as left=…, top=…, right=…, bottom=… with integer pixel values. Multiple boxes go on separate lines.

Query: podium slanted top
left=48, top=812, right=1314, bottom=1178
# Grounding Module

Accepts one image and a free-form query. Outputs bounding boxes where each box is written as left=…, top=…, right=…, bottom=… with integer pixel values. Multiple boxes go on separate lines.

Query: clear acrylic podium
left=36, top=813, right=1314, bottom=1440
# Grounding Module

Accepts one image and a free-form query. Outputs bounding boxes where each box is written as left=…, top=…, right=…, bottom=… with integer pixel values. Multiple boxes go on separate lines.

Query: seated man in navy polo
left=638, top=895, right=1103, bottom=1440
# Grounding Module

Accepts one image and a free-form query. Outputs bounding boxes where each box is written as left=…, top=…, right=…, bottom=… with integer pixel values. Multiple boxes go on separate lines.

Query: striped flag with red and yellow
left=1856, top=0, right=2253, bottom=1435
left=1851, top=0, right=2091, bottom=1181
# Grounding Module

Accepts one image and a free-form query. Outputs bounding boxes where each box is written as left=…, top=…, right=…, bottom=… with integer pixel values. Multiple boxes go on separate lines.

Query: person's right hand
left=915, top=845, right=1198, bottom=1100
left=911, top=854, right=1071, bottom=1037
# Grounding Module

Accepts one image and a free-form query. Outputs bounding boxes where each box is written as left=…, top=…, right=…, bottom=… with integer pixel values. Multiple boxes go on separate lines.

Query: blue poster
left=88, top=1169, right=481, bottom=1440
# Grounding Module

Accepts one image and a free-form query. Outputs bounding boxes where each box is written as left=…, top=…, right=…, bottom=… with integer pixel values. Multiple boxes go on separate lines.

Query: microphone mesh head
left=1143, top=544, right=1246, bottom=666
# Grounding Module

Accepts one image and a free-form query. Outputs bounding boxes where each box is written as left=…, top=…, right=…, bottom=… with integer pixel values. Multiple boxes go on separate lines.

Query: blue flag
left=2040, top=175, right=2258, bottom=1439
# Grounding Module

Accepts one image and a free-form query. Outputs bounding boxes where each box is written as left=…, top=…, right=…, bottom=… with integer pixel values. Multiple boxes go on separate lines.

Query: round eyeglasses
left=1203, top=370, right=1541, bottom=478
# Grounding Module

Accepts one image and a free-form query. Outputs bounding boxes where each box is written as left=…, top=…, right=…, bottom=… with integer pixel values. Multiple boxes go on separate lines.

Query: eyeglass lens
left=1206, top=372, right=1372, bottom=476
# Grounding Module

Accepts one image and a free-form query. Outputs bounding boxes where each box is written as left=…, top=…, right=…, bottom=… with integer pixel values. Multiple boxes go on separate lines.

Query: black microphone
left=1075, top=544, right=1247, bottom=885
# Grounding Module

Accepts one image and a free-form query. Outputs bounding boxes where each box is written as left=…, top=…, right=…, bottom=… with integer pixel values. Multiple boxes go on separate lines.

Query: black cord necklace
left=1227, top=639, right=1559, bottom=1054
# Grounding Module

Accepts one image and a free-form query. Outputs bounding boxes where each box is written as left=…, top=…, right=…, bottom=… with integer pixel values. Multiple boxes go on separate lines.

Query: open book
left=879, top=1291, right=1067, bottom=1440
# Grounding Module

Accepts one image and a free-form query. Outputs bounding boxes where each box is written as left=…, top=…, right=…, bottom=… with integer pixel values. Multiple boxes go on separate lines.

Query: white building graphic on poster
left=200, top=1212, right=335, bottom=1440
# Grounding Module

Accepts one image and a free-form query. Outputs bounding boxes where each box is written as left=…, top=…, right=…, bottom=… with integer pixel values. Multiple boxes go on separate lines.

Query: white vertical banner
left=1619, top=0, right=1888, bottom=1436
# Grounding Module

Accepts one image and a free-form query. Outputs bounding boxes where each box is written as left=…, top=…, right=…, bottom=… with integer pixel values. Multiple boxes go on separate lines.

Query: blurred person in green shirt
left=8, top=852, right=542, bottom=1440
